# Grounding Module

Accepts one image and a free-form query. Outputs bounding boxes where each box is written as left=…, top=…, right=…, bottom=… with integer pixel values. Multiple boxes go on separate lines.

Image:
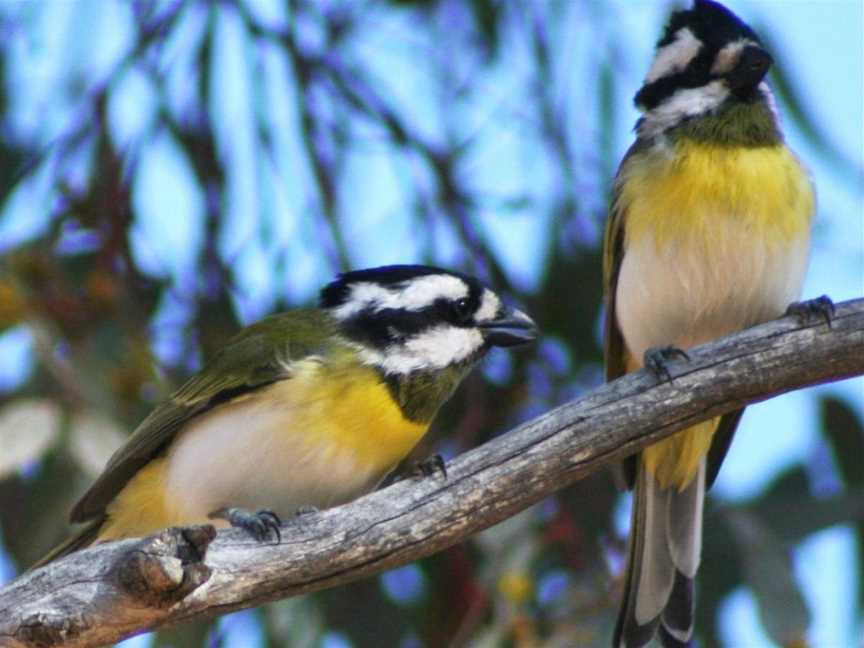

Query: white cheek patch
left=475, top=289, right=501, bottom=322
left=358, top=326, right=484, bottom=375
left=639, top=80, right=730, bottom=139
left=332, top=275, right=469, bottom=320
left=645, top=28, right=703, bottom=84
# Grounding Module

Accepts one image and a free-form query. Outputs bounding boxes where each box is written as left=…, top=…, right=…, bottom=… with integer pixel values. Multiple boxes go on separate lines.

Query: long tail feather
left=614, top=461, right=705, bottom=648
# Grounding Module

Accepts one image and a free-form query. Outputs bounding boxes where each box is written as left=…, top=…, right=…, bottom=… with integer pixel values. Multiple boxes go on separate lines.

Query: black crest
left=661, top=1, right=760, bottom=52
left=320, top=264, right=487, bottom=350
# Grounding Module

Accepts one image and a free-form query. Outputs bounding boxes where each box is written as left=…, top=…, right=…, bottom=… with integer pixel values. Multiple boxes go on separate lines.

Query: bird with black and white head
left=604, top=1, right=818, bottom=647
left=35, top=264, right=537, bottom=567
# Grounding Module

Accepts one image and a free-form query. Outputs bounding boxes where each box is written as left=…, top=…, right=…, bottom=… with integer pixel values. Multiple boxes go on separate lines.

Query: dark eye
left=451, top=297, right=473, bottom=324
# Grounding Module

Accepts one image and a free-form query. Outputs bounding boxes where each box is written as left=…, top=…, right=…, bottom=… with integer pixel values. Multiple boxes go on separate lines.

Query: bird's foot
left=785, top=295, right=835, bottom=327
left=208, top=507, right=281, bottom=543
left=411, top=454, right=447, bottom=480
left=644, top=345, right=690, bottom=382
left=295, top=505, right=319, bottom=517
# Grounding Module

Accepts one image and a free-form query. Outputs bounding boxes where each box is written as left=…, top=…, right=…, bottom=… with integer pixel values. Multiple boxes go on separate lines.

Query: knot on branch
left=15, top=613, right=87, bottom=648
left=114, top=525, right=215, bottom=606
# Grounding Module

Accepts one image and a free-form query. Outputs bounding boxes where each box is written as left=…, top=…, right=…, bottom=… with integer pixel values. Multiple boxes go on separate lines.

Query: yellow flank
left=100, top=458, right=179, bottom=540
left=99, top=357, right=427, bottom=541
left=618, top=140, right=813, bottom=251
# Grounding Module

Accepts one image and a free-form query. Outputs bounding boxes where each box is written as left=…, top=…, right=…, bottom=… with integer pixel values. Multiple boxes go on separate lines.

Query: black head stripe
left=339, top=291, right=481, bottom=351
left=637, top=0, right=763, bottom=110
left=319, top=264, right=481, bottom=309
left=320, top=264, right=488, bottom=350
left=635, top=47, right=716, bottom=110
left=340, top=307, right=432, bottom=348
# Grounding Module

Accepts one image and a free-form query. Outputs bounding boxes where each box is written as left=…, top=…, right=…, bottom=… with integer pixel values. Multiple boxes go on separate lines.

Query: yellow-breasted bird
left=37, top=265, right=536, bottom=566
left=604, top=2, right=817, bottom=646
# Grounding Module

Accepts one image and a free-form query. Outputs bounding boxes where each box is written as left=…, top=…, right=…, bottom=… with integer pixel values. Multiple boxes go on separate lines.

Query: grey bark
left=1, top=298, right=862, bottom=648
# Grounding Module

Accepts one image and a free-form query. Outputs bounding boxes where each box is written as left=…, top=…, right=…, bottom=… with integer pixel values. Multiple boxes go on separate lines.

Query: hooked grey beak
left=727, top=45, right=773, bottom=95
left=479, top=308, right=538, bottom=347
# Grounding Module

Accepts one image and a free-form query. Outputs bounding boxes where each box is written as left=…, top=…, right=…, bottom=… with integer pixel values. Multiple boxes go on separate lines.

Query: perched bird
left=603, top=1, right=816, bottom=646
left=37, top=265, right=536, bottom=566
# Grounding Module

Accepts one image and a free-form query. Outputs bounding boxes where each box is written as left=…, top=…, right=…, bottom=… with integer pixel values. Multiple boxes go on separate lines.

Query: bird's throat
left=385, top=363, right=473, bottom=423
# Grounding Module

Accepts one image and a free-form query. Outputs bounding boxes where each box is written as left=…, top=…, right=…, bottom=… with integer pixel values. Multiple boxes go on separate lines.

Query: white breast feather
left=615, top=217, right=810, bottom=363
left=164, top=382, right=383, bottom=523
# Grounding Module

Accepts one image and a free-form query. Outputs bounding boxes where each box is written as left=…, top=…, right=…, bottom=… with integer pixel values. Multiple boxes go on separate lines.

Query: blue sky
left=0, top=1, right=861, bottom=645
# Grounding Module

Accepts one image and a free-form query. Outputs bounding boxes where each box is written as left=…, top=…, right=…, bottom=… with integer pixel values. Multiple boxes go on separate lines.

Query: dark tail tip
left=659, top=570, right=695, bottom=647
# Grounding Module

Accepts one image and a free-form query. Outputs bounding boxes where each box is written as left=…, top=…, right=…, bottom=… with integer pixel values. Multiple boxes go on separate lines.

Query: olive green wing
left=603, top=194, right=628, bottom=383
left=604, top=141, right=655, bottom=489
left=70, top=310, right=337, bottom=523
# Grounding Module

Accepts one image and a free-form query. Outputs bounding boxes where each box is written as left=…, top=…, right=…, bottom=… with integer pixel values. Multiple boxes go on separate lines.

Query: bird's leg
left=785, top=295, right=835, bottom=327
left=379, top=453, right=448, bottom=488
left=208, top=507, right=282, bottom=543
left=643, top=345, right=690, bottom=382
left=411, top=453, right=447, bottom=479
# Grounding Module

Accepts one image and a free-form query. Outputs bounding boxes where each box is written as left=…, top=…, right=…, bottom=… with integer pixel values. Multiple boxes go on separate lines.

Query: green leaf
left=67, top=411, right=126, bottom=478
left=749, top=465, right=864, bottom=542
left=821, top=395, right=864, bottom=487
left=820, top=394, right=864, bottom=613
left=0, top=398, right=60, bottom=479
left=725, top=509, right=810, bottom=646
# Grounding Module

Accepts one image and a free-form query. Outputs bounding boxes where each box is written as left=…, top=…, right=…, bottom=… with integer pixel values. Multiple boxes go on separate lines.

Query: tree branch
left=2, top=298, right=862, bottom=648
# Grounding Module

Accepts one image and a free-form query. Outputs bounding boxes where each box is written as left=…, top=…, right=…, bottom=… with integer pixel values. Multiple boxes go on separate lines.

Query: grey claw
left=208, top=507, right=282, bottom=543
left=644, top=345, right=690, bottom=382
left=413, top=454, right=447, bottom=479
left=786, top=295, right=835, bottom=327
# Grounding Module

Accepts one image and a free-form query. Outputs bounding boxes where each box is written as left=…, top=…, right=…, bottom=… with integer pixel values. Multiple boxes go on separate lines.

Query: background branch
left=1, top=297, right=862, bottom=648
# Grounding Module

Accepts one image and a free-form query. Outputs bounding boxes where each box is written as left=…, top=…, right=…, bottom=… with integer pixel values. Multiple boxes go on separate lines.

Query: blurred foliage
left=0, top=1, right=860, bottom=647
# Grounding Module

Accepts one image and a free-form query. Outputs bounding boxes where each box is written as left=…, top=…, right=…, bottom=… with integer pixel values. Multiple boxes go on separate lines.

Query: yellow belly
left=616, top=140, right=814, bottom=489
left=100, top=360, right=427, bottom=540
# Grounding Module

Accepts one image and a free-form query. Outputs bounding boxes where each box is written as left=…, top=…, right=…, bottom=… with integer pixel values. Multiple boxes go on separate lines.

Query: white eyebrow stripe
left=710, top=38, right=757, bottom=75
left=331, top=274, right=469, bottom=320
left=475, top=289, right=501, bottom=321
left=645, top=28, right=703, bottom=84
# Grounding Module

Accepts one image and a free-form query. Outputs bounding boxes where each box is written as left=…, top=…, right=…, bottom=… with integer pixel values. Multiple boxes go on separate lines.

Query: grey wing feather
left=613, top=461, right=659, bottom=648
left=604, top=141, right=657, bottom=490
left=706, top=408, right=745, bottom=488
